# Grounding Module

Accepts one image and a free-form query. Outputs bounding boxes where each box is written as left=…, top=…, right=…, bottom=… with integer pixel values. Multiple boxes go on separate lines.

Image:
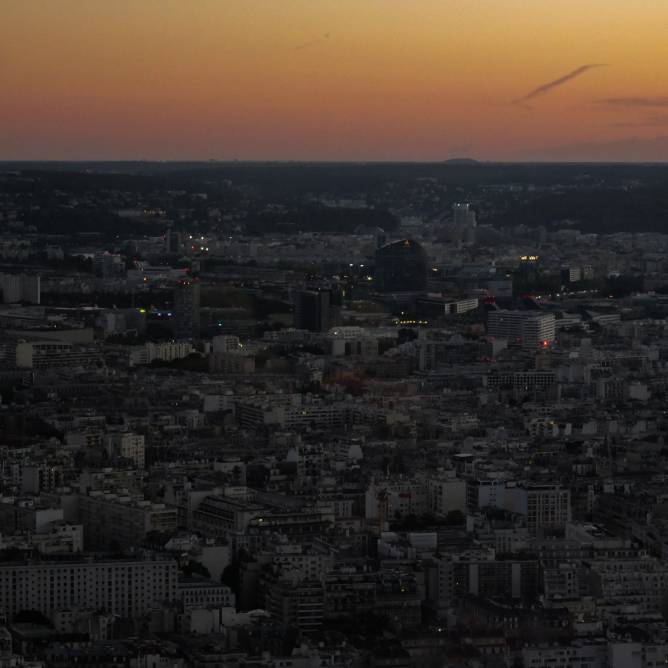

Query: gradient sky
left=3, top=0, right=668, bottom=161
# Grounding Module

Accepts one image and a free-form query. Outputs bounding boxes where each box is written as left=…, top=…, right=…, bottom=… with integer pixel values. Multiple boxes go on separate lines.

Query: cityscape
left=0, top=161, right=665, bottom=667
left=5, top=0, right=668, bottom=666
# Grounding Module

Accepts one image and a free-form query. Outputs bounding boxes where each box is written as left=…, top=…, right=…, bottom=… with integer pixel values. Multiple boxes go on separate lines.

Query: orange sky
left=3, top=0, right=668, bottom=161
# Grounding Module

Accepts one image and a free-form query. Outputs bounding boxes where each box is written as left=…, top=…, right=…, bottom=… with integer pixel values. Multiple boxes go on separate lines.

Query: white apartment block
left=0, top=558, right=177, bottom=618
left=129, top=342, right=193, bottom=365
left=103, top=432, right=145, bottom=468
left=487, top=310, right=556, bottom=350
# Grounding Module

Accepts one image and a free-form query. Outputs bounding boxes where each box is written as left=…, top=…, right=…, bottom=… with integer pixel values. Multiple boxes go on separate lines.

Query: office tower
left=92, top=251, right=126, bottom=278
left=165, top=228, right=182, bottom=253
left=0, top=274, right=40, bottom=304
left=561, top=266, right=582, bottom=283
left=173, top=280, right=200, bottom=340
left=581, top=265, right=595, bottom=280
left=294, top=289, right=330, bottom=332
left=487, top=310, right=556, bottom=350
left=453, top=203, right=476, bottom=232
left=374, top=238, right=428, bottom=293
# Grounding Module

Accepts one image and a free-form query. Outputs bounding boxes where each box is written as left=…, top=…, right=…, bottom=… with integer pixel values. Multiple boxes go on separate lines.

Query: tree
left=221, top=549, right=254, bottom=601
left=13, top=610, right=51, bottom=626
left=445, top=510, right=466, bottom=526
left=180, top=559, right=211, bottom=578
left=397, top=328, right=417, bottom=345
left=221, top=561, right=241, bottom=598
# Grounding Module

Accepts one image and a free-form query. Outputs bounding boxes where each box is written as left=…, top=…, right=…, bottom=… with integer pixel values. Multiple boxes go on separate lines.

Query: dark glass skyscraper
left=173, top=280, right=200, bottom=340
left=374, top=238, right=428, bottom=292
left=294, top=289, right=330, bottom=332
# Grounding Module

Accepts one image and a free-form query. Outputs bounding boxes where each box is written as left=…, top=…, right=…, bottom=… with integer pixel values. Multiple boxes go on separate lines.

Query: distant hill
left=443, top=158, right=480, bottom=165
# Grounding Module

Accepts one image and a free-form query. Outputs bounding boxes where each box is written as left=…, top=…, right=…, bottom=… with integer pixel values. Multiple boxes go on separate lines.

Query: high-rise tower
left=294, top=289, right=330, bottom=332
left=173, top=281, right=200, bottom=340
left=374, top=239, right=428, bottom=293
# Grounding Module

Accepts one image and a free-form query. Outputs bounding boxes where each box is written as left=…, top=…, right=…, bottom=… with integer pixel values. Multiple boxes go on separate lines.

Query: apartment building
left=129, top=341, right=193, bottom=365
left=235, top=397, right=345, bottom=430
left=212, top=335, right=240, bottom=352
left=78, top=492, right=177, bottom=550
left=78, top=468, right=144, bottom=494
left=258, top=569, right=324, bottom=634
left=366, top=480, right=429, bottom=522
left=191, top=495, right=265, bottom=538
left=209, top=353, right=255, bottom=374
left=0, top=558, right=177, bottom=618
left=21, top=465, right=62, bottom=494
left=516, top=484, right=572, bottom=536
left=15, top=340, right=103, bottom=369
left=321, top=569, right=376, bottom=620
left=434, top=548, right=539, bottom=605
left=589, top=558, right=668, bottom=613
left=0, top=498, right=63, bottom=534
left=487, top=310, right=556, bottom=350
left=178, top=577, right=235, bottom=608
left=522, top=640, right=607, bottom=668
left=484, top=370, right=557, bottom=391
left=103, top=432, right=145, bottom=468
left=0, top=274, right=40, bottom=304
left=427, top=476, right=467, bottom=516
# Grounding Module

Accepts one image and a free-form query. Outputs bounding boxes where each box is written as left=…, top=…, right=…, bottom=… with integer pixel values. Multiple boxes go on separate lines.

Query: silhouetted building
left=0, top=274, right=40, bottom=304
left=453, top=203, right=476, bottom=231
left=355, top=225, right=387, bottom=249
left=294, top=289, right=330, bottom=332
left=165, top=229, right=182, bottom=253
left=93, top=251, right=125, bottom=279
left=173, top=281, right=200, bottom=340
left=374, top=238, right=428, bottom=293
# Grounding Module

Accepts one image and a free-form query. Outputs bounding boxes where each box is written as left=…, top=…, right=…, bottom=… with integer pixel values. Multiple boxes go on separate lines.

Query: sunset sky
left=3, top=0, right=668, bottom=161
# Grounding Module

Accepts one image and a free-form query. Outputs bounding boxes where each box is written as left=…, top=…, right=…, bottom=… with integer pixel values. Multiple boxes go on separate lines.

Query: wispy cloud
left=598, top=97, right=668, bottom=108
left=295, top=32, right=330, bottom=51
left=513, top=64, right=607, bottom=110
left=610, top=113, right=668, bottom=128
